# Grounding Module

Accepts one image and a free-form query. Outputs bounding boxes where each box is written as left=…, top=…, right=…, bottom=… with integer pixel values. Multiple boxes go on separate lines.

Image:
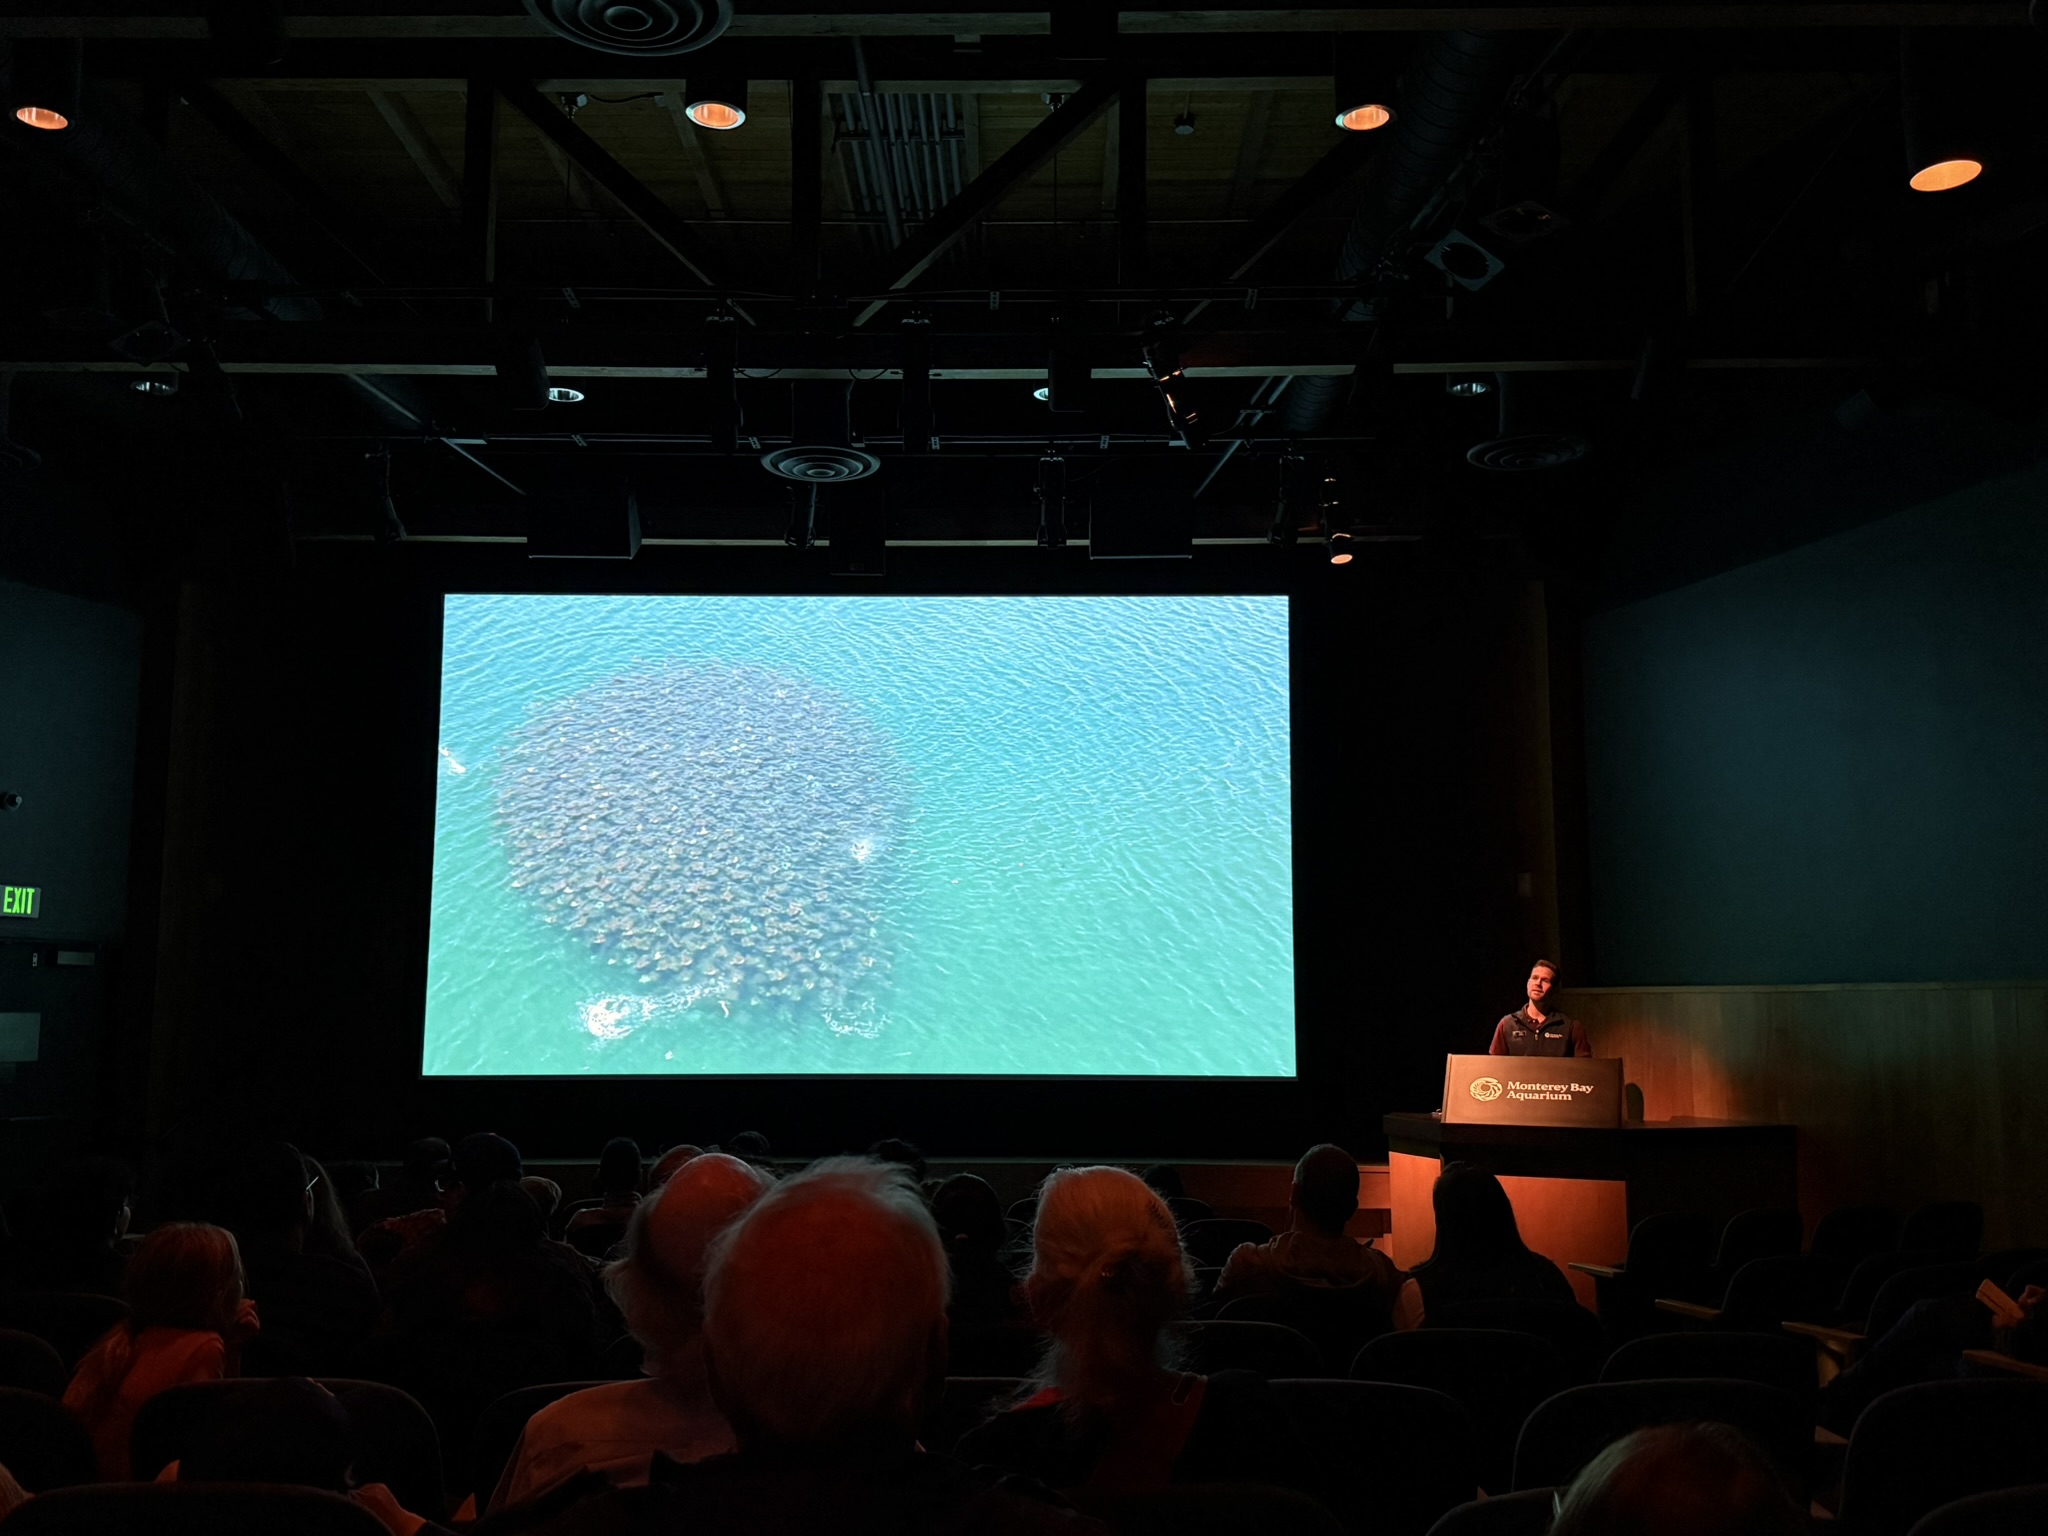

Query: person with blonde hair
left=957, top=1166, right=1303, bottom=1493
left=63, top=1221, right=260, bottom=1478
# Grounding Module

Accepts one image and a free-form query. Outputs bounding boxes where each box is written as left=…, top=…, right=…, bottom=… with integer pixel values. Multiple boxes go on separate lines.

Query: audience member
left=520, top=1177, right=564, bottom=1223
left=1139, top=1166, right=1185, bottom=1204
left=957, top=1165, right=1303, bottom=1493
left=211, top=1141, right=380, bottom=1377
left=650, top=1146, right=703, bottom=1188
left=176, top=1375, right=455, bottom=1536
left=303, top=1157, right=375, bottom=1278
left=0, top=1155, right=133, bottom=1295
left=1216, top=1144, right=1414, bottom=1307
left=1547, top=1422, right=1803, bottom=1536
left=353, top=1139, right=452, bottom=1232
left=931, top=1173, right=1034, bottom=1374
left=1817, top=1278, right=2048, bottom=1434
left=724, top=1130, right=773, bottom=1166
left=63, top=1221, right=260, bottom=1478
left=868, top=1137, right=929, bottom=1184
left=491, top=1153, right=773, bottom=1509
left=563, top=1138, right=643, bottom=1251
left=360, top=1132, right=522, bottom=1274
left=324, top=1159, right=383, bottom=1218
left=1408, top=1162, right=1573, bottom=1320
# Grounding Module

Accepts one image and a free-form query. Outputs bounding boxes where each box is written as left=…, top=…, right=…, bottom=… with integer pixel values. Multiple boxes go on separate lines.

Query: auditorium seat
left=1177, top=1319, right=1321, bottom=1378
left=1834, top=1250, right=1951, bottom=1330
left=1069, top=1482, right=1348, bottom=1535
left=1705, top=1208, right=1804, bottom=1302
left=1659, top=1252, right=1843, bottom=1333
left=1, top=1482, right=388, bottom=1536
left=1898, top=1202, right=1983, bottom=1260
left=1903, top=1482, right=2048, bottom=1536
left=1568, top=1212, right=1715, bottom=1344
left=0, top=1292, right=128, bottom=1369
left=0, top=1385, right=97, bottom=1492
left=1167, top=1196, right=1217, bottom=1226
left=597, top=1332, right=644, bottom=1379
left=0, top=1328, right=68, bottom=1397
left=1270, top=1378, right=1474, bottom=1536
left=564, top=1219, right=629, bottom=1260
left=1217, top=1286, right=1392, bottom=1375
left=1511, top=1378, right=1808, bottom=1492
left=1180, top=1219, right=1275, bottom=1269
left=1427, top=1299, right=1606, bottom=1383
left=1423, top=1488, right=1561, bottom=1536
left=1352, top=1328, right=1567, bottom=1494
left=928, top=1376, right=1026, bottom=1458
left=1005, top=1197, right=1039, bottom=1224
left=470, top=1380, right=609, bottom=1508
left=1838, top=1380, right=2048, bottom=1536
left=1599, top=1330, right=1813, bottom=1405
left=130, top=1378, right=444, bottom=1518
left=1811, top=1205, right=1899, bottom=1269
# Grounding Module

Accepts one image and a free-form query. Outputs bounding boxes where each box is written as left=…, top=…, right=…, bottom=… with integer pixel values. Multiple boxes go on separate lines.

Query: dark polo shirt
left=1487, top=1007, right=1592, bottom=1058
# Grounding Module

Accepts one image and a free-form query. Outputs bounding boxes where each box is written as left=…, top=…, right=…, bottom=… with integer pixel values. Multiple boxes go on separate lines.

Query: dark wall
left=1583, top=462, right=2048, bottom=984
left=138, top=542, right=1547, bottom=1163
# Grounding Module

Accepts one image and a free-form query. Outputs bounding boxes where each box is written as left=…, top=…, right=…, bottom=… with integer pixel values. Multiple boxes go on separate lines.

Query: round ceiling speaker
left=1465, top=433, right=1591, bottom=471
left=759, top=445, right=882, bottom=482
left=521, top=0, right=731, bottom=56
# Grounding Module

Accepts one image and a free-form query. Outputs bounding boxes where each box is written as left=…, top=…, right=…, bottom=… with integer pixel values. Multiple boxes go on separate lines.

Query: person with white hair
left=623, top=1157, right=1108, bottom=1534
left=488, top=1152, right=773, bottom=1509
left=955, top=1165, right=1305, bottom=1494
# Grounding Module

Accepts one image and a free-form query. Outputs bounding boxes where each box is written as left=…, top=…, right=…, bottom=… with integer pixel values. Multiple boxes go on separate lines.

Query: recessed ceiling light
left=1032, top=386, right=1051, bottom=403
left=547, top=386, right=585, bottom=404
left=131, top=378, right=177, bottom=396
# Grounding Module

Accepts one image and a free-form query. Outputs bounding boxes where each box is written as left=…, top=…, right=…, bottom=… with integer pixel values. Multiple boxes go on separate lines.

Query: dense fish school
left=496, top=662, right=906, bottom=1030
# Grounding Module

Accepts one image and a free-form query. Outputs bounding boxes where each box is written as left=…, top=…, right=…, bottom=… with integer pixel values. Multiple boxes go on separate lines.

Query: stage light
left=1037, top=454, right=1068, bottom=549
left=1901, top=29, right=1984, bottom=192
left=1142, top=334, right=1205, bottom=450
left=1327, top=529, right=1356, bottom=565
left=1333, top=34, right=1396, bottom=133
left=1173, top=109, right=1196, bottom=137
left=547, top=385, right=584, bottom=403
left=1446, top=377, right=1492, bottom=397
left=10, top=39, right=82, bottom=131
left=1032, top=386, right=1051, bottom=403
left=684, top=72, right=748, bottom=130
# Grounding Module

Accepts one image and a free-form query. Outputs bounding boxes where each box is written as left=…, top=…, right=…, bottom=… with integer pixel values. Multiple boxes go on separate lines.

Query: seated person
left=1817, top=1277, right=2048, bottom=1435
left=563, top=1138, right=644, bottom=1250
left=1408, top=1162, right=1574, bottom=1322
left=64, top=1222, right=260, bottom=1478
left=1548, top=1421, right=1803, bottom=1536
left=1215, top=1143, right=1420, bottom=1332
left=352, top=1139, right=452, bottom=1234
left=957, top=1166, right=1304, bottom=1494
left=553, top=1158, right=1106, bottom=1534
left=650, top=1145, right=704, bottom=1188
left=932, top=1174, right=1034, bottom=1375
left=491, top=1153, right=773, bottom=1509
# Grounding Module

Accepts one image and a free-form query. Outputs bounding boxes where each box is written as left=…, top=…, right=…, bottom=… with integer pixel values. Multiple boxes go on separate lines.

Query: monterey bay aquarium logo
left=1471, top=1075, right=1597, bottom=1104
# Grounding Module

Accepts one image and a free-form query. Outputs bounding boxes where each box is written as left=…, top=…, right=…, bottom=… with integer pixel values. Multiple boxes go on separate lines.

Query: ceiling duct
left=760, top=381, right=881, bottom=482
left=520, top=0, right=731, bottom=57
left=1466, top=373, right=1589, bottom=470
left=1281, top=29, right=1523, bottom=435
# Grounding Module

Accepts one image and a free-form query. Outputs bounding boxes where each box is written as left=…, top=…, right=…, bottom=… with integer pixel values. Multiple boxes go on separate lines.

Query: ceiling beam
left=661, top=92, right=731, bottom=221
left=853, top=76, right=1118, bottom=325
left=496, top=78, right=735, bottom=297
left=367, top=87, right=460, bottom=209
left=1228, top=89, right=1275, bottom=217
left=461, top=80, right=498, bottom=321
left=1181, top=132, right=1379, bottom=325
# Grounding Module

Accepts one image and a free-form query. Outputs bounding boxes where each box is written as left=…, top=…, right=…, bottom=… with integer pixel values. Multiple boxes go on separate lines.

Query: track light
left=1142, top=335, right=1205, bottom=450
left=366, top=449, right=406, bottom=544
left=1269, top=454, right=1305, bottom=545
left=1037, top=453, right=1068, bottom=549
left=9, top=39, right=82, bottom=131
left=1332, top=34, right=1397, bottom=133
left=684, top=72, right=748, bottom=130
left=131, top=375, right=178, bottom=396
left=785, top=484, right=817, bottom=548
left=899, top=313, right=932, bottom=455
left=1446, top=377, right=1492, bottom=397
left=1901, top=29, right=1983, bottom=192
left=547, top=385, right=584, bottom=403
left=1327, top=529, right=1356, bottom=565
left=705, top=307, right=741, bottom=453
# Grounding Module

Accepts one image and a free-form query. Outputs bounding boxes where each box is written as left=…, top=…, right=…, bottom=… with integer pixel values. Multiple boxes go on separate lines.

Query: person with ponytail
left=956, top=1166, right=1304, bottom=1494
left=63, top=1222, right=260, bottom=1477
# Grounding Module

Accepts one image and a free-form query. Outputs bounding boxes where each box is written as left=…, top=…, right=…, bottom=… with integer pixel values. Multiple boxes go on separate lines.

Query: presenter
left=1488, top=958, right=1591, bottom=1057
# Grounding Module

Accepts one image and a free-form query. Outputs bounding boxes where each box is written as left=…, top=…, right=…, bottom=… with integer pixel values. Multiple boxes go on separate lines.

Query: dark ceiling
left=2, top=4, right=2045, bottom=568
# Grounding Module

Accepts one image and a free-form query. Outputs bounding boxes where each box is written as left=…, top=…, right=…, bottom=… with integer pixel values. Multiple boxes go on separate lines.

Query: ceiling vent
left=521, top=0, right=731, bottom=57
left=1465, top=373, right=1590, bottom=471
left=761, top=382, right=881, bottom=482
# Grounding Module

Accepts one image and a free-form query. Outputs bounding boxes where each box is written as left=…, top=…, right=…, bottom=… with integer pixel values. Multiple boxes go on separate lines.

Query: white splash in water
left=438, top=746, right=468, bottom=776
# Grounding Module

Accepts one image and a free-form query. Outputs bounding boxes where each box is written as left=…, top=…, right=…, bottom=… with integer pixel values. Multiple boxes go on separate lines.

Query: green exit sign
left=1, top=886, right=40, bottom=919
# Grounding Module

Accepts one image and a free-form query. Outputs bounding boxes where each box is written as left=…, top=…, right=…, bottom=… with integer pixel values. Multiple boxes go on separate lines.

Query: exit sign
left=1, top=886, right=39, bottom=919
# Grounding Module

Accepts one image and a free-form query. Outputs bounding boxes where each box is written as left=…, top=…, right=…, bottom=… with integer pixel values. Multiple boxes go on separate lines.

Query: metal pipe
left=853, top=37, right=904, bottom=247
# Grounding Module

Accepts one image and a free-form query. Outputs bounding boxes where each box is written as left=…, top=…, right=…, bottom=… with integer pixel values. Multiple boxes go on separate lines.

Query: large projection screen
left=422, top=595, right=1294, bottom=1077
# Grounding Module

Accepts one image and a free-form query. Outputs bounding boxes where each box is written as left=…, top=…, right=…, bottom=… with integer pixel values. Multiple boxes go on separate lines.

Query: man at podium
left=1488, top=958, right=1592, bottom=1058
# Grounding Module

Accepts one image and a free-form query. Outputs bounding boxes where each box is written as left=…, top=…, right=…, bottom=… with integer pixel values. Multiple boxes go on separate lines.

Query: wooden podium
left=1386, top=1079, right=1796, bottom=1311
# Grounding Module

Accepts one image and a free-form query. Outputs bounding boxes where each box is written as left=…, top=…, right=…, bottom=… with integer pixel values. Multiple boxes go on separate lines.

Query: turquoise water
left=422, top=595, right=1295, bottom=1077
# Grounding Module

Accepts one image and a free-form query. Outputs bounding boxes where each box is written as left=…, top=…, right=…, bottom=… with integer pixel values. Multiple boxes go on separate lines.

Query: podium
left=1388, top=1058, right=1796, bottom=1311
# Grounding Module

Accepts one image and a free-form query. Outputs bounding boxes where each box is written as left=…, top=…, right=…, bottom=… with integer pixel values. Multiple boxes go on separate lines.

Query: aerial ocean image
left=422, top=594, right=1295, bottom=1077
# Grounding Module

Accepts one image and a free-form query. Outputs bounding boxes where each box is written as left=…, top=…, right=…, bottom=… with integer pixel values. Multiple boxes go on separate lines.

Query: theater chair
left=1423, top=1488, right=1562, bottom=1536
left=1904, top=1482, right=2048, bottom=1536
left=1838, top=1379, right=2048, bottom=1536
left=1898, top=1201, right=1983, bottom=1261
left=1567, top=1211, right=1715, bottom=1345
left=470, top=1380, right=609, bottom=1509
left=1270, top=1378, right=1474, bottom=1536
left=0, top=1329, right=67, bottom=1397
left=0, top=1293, right=128, bottom=1370
left=1176, top=1319, right=1321, bottom=1378
left=1069, top=1482, right=1347, bottom=1535
left=1599, top=1330, right=1814, bottom=1407
left=1180, top=1219, right=1275, bottom=1270
left=1353, top=1328, right=1568, bottom=1495
left=1511, top=1378, right=1808, bottom=1492
left=2, top=1482, right=387, bottom=1536
left=0, top=1387, right=98, bottom=1494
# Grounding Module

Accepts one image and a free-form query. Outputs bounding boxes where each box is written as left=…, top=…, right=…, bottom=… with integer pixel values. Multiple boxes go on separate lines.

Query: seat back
left=1069, top=1482, right=1348, bottom=1535
left=925, top=1376, right=1026, bottom=1458
left=1899, top=1202, right=1983, bottom=1260
left=1838, top=1251, right=1949, bottom=1329
left=2, top=1481, right=389, bottom=1536
left=1426, top=1299, right=1606, bottom=1383
left=1861, top=1262, right=1989, bottom=1345
left=129, top=1378, right=444, bottom=1519
left=1353, top=1328, right=1568, bottom=1495
left=1424, top=1488, right=1561, bottom=1536
left=0, top=1386, right=99, bottom=1492
left=1512, top=1378, right=1808, bottom=1492
left=0, top=1328, right=68, bottom=1397
left=1272, top=1378, right=1475, bottom=1536
left=1623, top=1212, right=1715, bottom=1288
left=1176, top=1319, right=1321, bottom=1378
left=1712, top=1208, right=1804, bottom=1277
left=1812, top=1204, right=1899, bottom=1267
left=1168, top=1196, right=1217, bottom=1226
left=1717, top=1253, right=1843, bottom=1331
left=1219, top=1285, right=1393, bottom=1375
left=0, top=1293, right=128, bottom=1369
left=1181, top=1219, right=1276, bottom=1269
left=1904, top=1482, right=2048, bottom=1536
left=1600, top=1330, right=1814, bottom=1404
left=1839, top=1380, right=2048, bottom=1536
left=469, top=1380, right=609, bottom=1508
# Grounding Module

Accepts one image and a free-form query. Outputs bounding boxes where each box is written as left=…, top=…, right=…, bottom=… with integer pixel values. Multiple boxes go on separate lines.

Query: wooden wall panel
left=1566, top=984, right=2048, bottom=1250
